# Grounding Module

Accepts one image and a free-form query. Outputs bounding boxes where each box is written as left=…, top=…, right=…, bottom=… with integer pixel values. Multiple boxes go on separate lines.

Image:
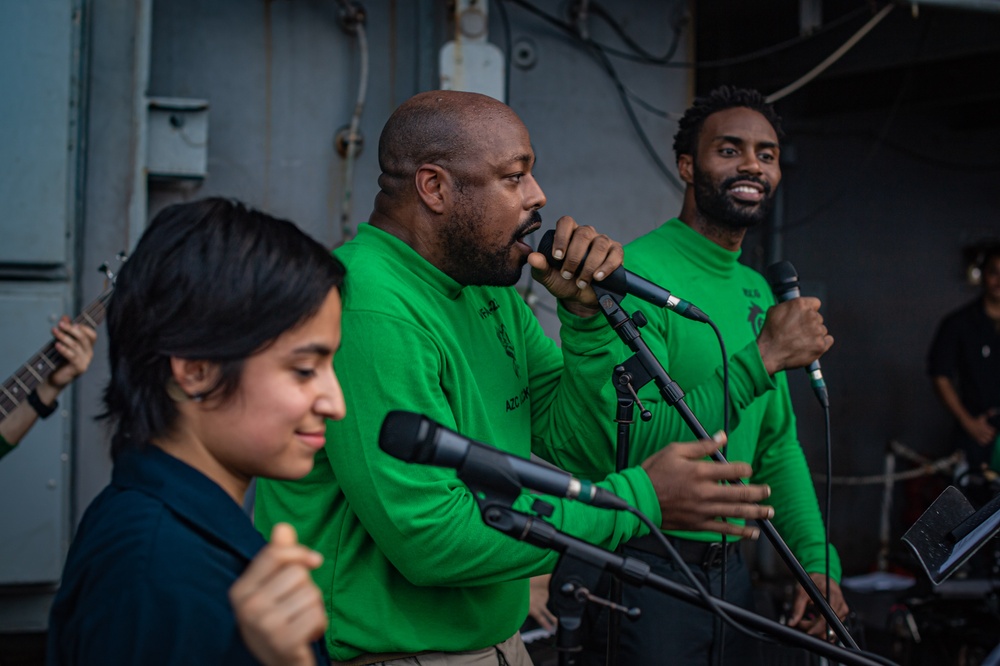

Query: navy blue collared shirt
left=47, top=445, right=326, bottom=665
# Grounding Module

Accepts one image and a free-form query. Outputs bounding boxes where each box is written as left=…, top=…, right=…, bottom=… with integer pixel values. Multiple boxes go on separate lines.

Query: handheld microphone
left=536, top=230, right=710, bottom=324
left=379, top=410, right=631, bottom=511
left=764, top=260, right=830, bottom=408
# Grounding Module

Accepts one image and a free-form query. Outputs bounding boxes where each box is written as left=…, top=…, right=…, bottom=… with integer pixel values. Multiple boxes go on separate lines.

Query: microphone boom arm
left=468, top=488, right=889, bottom=666
left=590, top=284, right=859, bottom=651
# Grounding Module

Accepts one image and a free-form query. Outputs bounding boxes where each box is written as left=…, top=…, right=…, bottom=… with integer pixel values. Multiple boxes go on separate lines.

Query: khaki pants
left=372, top=633, right=534, bottom=666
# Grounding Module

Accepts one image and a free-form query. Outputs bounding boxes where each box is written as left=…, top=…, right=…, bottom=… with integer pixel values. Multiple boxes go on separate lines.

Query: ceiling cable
left=766, top=4, right=895, bottom=103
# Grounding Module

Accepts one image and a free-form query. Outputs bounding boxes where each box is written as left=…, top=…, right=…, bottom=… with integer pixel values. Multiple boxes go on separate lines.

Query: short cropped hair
left=981, top=243, right=1000, bottom=270
left=376, top=91, right=514, bottom=198
left=103, top=197, right=346, bottom=460
left=672, top=86, right=784, bottom=163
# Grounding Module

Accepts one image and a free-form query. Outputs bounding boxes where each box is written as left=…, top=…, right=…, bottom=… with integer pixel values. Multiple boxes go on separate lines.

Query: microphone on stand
left=764, top=260, right=829, bottom=408
left=379, top=410, right=631, bottom=511
left=536, top=230, right=710, bottom=324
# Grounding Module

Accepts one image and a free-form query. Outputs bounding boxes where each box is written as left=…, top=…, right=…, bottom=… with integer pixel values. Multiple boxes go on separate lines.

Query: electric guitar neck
left=0, top=256, right=123, bottom=424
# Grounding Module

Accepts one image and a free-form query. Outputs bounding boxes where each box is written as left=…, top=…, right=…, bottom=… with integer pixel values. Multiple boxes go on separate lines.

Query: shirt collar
left=354, top=223, right=466, bottom=300
left=661, top=218, right=743, bottom=276
left=112, top=446, right=266, bottom=562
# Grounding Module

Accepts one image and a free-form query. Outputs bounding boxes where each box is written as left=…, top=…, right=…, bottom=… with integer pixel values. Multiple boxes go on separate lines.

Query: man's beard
left=692, top=165, right=774, bottom=230
left=439, top=200, right=541, bottom=287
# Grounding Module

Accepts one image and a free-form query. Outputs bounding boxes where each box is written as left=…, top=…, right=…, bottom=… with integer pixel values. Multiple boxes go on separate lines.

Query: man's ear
left=168, top=357, right=220, bottom=401
left=677, top=154, right=695, bottom=186
left=414, top=164, right=451, bottom=214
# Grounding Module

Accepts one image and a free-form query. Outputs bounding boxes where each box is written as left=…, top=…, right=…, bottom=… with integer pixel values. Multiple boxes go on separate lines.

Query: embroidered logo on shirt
left=479, top=299, right=501, bottom=319
left=496, top=323, right=520, bottom=378
left=747, top=303, right=766, bottom=337
left=506, top=386, right=530, bottom=412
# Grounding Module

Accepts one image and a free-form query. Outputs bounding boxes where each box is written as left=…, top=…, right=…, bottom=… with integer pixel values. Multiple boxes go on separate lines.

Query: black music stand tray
left=903, top=485, right=1000, bottom=585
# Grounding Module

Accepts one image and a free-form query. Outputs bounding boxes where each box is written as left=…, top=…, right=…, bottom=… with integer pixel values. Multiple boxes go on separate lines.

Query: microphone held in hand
left=379, top=410, right=631, bottom=510
left=765, top=260, right=830, bottom=408
left=536, top=230, right=709, bottom=324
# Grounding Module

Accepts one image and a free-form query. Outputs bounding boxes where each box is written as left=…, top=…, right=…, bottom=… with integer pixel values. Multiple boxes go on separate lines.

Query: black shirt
left=927, top=298, right=1000, bottom=416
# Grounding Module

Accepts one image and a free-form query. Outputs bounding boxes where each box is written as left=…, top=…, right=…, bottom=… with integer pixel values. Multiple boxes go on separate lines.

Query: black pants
left=581, top=546, right=763, bottom=666
left=958, top=429, right=996, bottom=477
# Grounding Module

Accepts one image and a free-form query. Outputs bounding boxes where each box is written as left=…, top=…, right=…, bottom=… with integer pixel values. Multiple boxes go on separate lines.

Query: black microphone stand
left=605, top=361, right=652, bottom=666
left=462, top=479, right=889, bottom=666
left=455, top=444, right=629, bottom=665
left=590, top=284, right=859, bottom=650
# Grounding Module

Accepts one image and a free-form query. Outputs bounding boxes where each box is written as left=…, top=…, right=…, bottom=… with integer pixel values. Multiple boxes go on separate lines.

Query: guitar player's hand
left=46, top=316, right=98, bottom=392
left=1, top=317, right=97, bottom=449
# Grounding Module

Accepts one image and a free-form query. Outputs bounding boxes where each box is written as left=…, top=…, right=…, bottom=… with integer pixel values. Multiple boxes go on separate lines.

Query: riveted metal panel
left=0, top=0, right=79, bottom=266
left=0, top=284, right=72, bottom=589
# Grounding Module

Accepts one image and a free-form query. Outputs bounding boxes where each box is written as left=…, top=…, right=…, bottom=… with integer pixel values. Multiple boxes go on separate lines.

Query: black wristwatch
left=27, top=389, right=58, bottom=419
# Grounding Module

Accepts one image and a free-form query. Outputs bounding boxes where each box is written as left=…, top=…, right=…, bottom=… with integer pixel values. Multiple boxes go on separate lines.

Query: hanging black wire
left=503, top=0, right=685, bottom=191
left=587, top=1, right=687, bottom=65
left=591, top=3, right=874, bottom=68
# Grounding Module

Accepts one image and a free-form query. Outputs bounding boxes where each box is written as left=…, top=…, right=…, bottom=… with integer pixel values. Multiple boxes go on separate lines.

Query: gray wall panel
left=0, top=0, right=77, bottom=266
left=0, top=0, right=85, bottom=631
left=145, top=0, right=423, bottom=246
left=74, top=0, right=146, bottom=532
left=0, top=284, right=72, bottom=585
left=500, top=0, right=690, bottom=332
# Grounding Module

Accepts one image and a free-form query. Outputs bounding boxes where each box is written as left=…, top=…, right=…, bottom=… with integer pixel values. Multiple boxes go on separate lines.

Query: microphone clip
left=593, top=284, right=643, bottom=343
left=614, top=366, right=653, bottom=422
left=558, top=581, right=642, bottom=621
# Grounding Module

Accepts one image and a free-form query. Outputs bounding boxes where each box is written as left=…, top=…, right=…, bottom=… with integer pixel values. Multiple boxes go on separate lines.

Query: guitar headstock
left=98, top=252, right=128, bottom=287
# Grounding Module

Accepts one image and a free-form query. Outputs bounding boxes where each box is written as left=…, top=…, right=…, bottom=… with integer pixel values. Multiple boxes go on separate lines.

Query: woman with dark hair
left=47, top=197, right=346, bottom=665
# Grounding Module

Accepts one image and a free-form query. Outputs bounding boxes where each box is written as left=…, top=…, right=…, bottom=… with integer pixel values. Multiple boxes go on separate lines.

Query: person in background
left=0, top=317, right=97, bottom=460
left=928, top=244, right=1000, bottom=483
left=47, top=198, right=344, bottom=665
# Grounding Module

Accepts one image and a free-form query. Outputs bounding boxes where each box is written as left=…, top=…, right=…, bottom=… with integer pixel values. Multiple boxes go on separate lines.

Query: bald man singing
left=256, top=91, right=773, bottom=666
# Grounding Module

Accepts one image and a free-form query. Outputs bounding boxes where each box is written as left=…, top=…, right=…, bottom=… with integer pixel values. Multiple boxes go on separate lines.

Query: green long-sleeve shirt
left=255, top=224, right=662, bottom=661
left=549, top=218, right=840, bottom=580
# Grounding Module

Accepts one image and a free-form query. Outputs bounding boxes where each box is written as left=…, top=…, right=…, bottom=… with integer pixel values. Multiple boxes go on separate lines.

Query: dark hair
left=103, top=197, right=346, bottom=460
left=981, top=243, right=1000, bottom=270
left=672, top=85, right=784, bottom=163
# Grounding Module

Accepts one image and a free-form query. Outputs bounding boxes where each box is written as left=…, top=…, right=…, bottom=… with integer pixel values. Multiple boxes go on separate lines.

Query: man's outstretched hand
left=641, top=432, right=772, bottom=537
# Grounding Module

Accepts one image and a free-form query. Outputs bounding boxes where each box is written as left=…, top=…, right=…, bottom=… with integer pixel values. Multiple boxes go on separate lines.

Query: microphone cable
left=822, top=398, right=833, bottom=622
left=704, top=312, right=846, bottom=658
left=705, top=300, right=836, bottom=659
left=707, top=317, right=732, bottom=666
left=625, top=505, right=777, bottom=647
left=622, top=504, right=897, bottom=666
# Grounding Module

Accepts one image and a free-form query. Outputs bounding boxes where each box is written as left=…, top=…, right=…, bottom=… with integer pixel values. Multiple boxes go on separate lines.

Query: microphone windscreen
left=379, top=410, right=430, bottom=463
left=536, top=230, right=561, bottom=268
left=765, top=260, right=799, bottom=295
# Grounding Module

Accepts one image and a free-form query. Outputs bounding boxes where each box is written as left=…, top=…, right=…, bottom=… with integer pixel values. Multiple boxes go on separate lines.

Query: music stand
left=902, top=485, right=1000, bottom=585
